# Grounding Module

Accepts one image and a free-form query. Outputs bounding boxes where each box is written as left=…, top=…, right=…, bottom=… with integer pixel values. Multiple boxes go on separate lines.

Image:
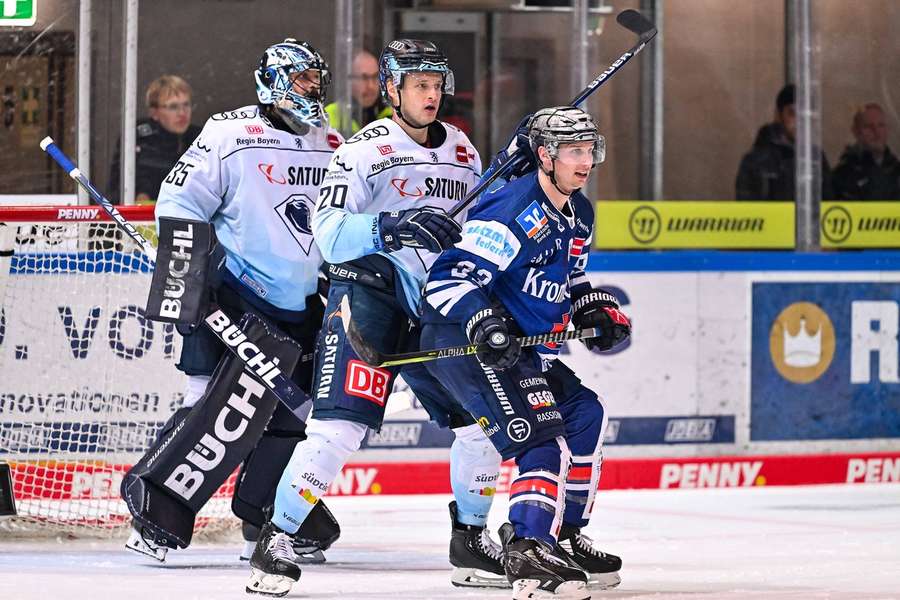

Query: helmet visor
left=550, top=137, right=606, bottom=166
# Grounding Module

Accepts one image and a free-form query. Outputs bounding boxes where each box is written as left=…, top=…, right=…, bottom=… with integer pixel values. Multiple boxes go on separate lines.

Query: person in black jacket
left=832, top=103, right=900, bottom=201
left=736, top=84, right=833, bottom=200
left=109, top=75, right=202, bottom=204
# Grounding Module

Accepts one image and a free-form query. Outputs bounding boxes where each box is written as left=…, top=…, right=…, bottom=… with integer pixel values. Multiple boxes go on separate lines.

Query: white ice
left=1, top=484, right=899, bottom=600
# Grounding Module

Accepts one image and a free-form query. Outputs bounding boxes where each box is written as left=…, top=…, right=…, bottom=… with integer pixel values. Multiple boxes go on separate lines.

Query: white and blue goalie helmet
left=255, top=38, right=331, bottom=129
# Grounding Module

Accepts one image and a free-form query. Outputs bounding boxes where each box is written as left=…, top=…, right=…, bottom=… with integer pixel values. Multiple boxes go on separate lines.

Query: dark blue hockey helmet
left=378, top=39, right=455, bottom=103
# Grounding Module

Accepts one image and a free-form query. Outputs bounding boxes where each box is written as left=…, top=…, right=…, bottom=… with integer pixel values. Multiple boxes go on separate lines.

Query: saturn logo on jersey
left=516, top=201, right=550, bottom=240
left=391, top=177, right=425, bottom=198
left=258, top=163, right=287, bottom=185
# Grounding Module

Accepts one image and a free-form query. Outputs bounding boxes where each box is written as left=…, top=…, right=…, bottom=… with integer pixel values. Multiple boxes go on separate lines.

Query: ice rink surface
left=1, top=484, right=899, bottom=600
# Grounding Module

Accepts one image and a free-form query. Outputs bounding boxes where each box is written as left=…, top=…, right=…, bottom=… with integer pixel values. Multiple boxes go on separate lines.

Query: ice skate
left=245, top=521, right=301, bottom=597
left=241, top=520, right=327, bottom=564
left=556, top=524, right=621, bottom=589
left=499, top=523, right=589, bottom=600
left=448, top=501, right=509, bottom=588
left=125, top=525, right=167, bottom=562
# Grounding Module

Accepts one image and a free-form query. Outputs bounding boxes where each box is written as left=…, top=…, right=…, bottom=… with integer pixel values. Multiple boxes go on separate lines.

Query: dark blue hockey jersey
left=423, top=171, right=593, bottom=366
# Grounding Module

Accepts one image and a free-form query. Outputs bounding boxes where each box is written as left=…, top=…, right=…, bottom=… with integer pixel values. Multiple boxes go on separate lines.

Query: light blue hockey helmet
left=255, top=39, right=331, bottom=128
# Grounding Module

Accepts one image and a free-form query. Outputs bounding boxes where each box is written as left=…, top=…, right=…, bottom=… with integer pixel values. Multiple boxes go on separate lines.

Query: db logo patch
left=345, top=360, right=391, bottom=406
left=327, top=133, right=342, bottom=150
left=245, top=124, right=264, bottom=135
left=507, top=418, right=531, bottom=443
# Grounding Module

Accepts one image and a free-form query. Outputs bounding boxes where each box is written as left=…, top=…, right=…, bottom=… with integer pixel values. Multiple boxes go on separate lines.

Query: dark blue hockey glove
left=572, top=289, right=632, bottom=352
left=377, top=207, right=462, bottom=254
left=465, top=309, right=521, bottom=370
left=485, top=114, right=537, bottom=183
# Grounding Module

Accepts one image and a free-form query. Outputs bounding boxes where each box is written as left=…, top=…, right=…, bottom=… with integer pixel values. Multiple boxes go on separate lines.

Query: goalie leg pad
left=121, top=314, right=303, bottom=548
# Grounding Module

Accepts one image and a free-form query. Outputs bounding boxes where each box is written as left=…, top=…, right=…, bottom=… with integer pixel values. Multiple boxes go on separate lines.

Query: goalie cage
left=0, top=205, right=238, bottom=538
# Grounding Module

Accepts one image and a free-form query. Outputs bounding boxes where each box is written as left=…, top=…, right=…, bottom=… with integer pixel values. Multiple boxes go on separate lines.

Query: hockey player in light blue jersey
left=246, top=39, right=513, bottom=596
left=125, top=39, right=342, bottom=569
left=422, top=107, right=631, bottom=599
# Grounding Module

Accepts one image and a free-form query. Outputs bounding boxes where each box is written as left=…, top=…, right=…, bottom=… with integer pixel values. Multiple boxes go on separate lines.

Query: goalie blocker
left=145, top=216, right=224, bottom=330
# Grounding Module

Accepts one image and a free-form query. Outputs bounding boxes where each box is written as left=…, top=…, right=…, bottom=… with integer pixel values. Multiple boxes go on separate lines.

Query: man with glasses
left=109, top=75, right=201, bottom=204
left=324, top=49, right=392, bottom=135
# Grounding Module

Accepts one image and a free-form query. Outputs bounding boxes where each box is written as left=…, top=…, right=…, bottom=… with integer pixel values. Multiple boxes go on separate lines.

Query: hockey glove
left=378, top=207, right=462, bottom=254
left=485, top=114, right=537, bottom=184
left=465, top=309, right=521, bottom=371
left=572, top=288, right=632, bottom=352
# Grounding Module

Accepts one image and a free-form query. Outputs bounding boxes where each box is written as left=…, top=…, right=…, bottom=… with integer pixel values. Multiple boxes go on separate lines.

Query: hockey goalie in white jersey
left=244, top=40, right=514, bottom=596
left=122, top=39, right=344, bottom=566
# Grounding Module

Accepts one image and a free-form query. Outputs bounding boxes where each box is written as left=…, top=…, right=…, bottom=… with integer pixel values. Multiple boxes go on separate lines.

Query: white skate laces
left=269, top=531, right=298, bottom=562
left=477, top=529, right=503, bottom=562
left=535, top=542, right=570, bottom=567
left=565, top=531, right=605, bottom=558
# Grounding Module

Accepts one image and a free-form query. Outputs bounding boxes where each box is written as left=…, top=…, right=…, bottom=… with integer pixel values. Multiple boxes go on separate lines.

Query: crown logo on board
left=783, top=317, right=822, bottom=368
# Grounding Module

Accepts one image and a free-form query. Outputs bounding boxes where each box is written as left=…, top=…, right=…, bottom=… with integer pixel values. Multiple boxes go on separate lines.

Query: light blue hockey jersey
left=155, top=105, right=343, bottom=311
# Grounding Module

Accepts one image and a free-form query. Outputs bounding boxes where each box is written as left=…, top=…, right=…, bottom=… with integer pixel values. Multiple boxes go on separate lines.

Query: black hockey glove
left=572, top=288, right=632, bottom=352
left=485, top=114, right=537, bottom=182
left=465, top=309, right=521, bottom=371
left=378, top=207, right=462, bottom=254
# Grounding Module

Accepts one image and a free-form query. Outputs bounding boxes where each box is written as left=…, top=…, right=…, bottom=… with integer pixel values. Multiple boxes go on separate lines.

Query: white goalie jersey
left=155, top=105, right=343, bottom=312
left=312, top=117, right=481, bottom=310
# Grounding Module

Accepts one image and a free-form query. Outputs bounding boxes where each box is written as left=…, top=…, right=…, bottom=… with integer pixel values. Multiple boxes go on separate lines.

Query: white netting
left=0, top=214, right=237, bottom=538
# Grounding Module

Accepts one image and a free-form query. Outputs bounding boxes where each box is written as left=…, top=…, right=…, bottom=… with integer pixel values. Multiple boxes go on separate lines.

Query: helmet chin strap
left=541, top=159, right=578, bottom=197
left=394, top=89, right=429, bottom=130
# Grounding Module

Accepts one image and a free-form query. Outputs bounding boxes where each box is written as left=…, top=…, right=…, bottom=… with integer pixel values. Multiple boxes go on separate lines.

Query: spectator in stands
left=832, top=103, right=900, bottom=201
left=109, top=75, right=202, bottom=204
left=324, top=50, right=391, bottom=135
left=736, top=84, right=833, bottom=201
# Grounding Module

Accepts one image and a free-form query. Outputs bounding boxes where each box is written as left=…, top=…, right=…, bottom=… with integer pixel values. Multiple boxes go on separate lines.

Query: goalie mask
left=255, top=39, right=331, bottom=133
left=379, top=39, right=454, bottom=129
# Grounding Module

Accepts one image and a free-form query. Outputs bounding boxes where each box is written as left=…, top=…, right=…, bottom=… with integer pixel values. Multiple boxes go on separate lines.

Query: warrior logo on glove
left=571, top=288, right=631, bottom=352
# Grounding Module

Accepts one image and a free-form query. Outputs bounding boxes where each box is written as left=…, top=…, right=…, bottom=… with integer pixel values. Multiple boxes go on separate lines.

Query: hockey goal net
left=0, top=205, right=237, bottom=537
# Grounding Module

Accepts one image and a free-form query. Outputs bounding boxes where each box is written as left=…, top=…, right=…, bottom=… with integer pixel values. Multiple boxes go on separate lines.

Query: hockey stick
left=448, top=9, right=657, bottom=219
left=39, top=137, right=311, bottom=415
left=340, top=295, right=601, bottom=368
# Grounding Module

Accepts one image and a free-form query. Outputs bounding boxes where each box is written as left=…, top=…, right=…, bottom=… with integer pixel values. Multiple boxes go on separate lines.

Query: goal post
left=0, top=205, right=237, bottom=537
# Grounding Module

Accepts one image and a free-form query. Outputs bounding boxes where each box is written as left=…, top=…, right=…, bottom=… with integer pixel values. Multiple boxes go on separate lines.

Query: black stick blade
left=617, top=9, right=656, bottom=38
left=340, top=294, right=384, bottom=367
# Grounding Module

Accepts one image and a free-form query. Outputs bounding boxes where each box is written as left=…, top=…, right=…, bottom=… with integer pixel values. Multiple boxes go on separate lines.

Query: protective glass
left=552, top=137, right=606, bottom=166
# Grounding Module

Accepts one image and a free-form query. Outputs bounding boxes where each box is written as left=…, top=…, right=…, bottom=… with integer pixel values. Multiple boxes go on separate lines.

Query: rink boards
left=1, top=250, right=899, bottom=503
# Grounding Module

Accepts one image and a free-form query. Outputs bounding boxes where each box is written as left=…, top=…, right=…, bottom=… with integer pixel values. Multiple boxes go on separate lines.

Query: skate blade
left=245, top=567, right=298, bottom=597
left=125, top=531, right=167, bottom=562
left=512, top=579, right=590, bottom=600
left=291, top=548, right=326, bottom=564
left=451, top=566, right=511, bottom=589
left=239, top=540, right=255, bottom=562
left=587, top=571, right=621, bottom=590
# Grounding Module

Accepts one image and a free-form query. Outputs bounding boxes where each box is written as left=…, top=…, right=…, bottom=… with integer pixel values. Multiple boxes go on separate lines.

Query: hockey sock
left=509, top=436, right=571, bottom=547
left=272, top=418, right=366, bottom=534
left=559, top=389, right=608, bottom=528
left=449, top=423, right=502, bottom=527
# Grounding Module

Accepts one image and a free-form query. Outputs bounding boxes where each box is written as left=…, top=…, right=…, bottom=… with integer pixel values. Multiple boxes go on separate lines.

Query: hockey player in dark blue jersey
left=422, top=106, right=631, bottom=599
